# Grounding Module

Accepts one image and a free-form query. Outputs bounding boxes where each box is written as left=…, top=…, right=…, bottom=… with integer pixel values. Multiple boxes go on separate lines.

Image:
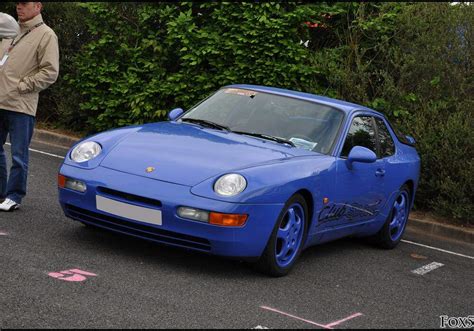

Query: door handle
left=375, top=169, right=385, bottom=177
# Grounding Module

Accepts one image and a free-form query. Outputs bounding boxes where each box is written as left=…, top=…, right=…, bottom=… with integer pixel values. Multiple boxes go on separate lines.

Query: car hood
left=99, top=122, right=318, bottom=186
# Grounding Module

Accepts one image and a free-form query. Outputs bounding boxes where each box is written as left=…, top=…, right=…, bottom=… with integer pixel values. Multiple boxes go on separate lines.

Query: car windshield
left=180, top=88, right=344, bottom=154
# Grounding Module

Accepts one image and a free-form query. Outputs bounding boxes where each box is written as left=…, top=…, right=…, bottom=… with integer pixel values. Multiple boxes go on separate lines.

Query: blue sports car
left=58, top=85, right=420, bottom=276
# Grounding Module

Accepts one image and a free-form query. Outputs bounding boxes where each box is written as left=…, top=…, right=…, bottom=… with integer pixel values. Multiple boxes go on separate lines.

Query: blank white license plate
left=96, top=195, right=162, bottom=226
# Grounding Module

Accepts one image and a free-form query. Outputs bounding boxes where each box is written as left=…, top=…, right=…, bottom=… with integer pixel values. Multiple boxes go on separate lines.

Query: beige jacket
left=0, top=14, right=59, bottom=117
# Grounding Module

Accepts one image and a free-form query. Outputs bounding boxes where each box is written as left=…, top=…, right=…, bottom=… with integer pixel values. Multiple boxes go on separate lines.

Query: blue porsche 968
left=58, top=85, right=420, bottom=276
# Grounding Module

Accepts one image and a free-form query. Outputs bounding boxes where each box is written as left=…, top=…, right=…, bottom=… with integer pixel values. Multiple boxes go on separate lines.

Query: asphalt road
left=0, top=141, right=473, bottom=329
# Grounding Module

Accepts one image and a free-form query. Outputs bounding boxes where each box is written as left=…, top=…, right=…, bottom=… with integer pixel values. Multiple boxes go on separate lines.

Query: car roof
left=225, top=84, right=380, bottom=116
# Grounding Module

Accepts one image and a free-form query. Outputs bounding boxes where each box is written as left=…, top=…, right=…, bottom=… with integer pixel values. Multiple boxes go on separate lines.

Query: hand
left=17, top=81, right=31, bottom=94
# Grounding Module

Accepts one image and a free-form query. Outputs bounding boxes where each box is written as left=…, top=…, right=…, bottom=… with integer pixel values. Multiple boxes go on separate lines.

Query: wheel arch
left=294, top=189, right=314, bottom=235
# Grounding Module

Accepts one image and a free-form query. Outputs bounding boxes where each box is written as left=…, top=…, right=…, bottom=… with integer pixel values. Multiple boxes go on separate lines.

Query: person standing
left=0, top=2, right=59, bottom=211
left=0, top=12, right=20, bottom=39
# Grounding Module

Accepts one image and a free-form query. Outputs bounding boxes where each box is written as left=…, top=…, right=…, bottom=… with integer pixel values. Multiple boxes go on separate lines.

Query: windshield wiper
left=232, top=131, right=295, bottom=147
left=180, top=118, right=229, bottom=131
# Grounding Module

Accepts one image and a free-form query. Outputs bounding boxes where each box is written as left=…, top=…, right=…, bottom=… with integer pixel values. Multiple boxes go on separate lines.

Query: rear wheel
left=373, top=184, right=411, bottom=249
left=255, top=194, right=308, bottom=277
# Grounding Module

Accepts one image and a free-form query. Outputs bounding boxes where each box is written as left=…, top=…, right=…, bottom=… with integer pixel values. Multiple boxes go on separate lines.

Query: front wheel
left=255, top=194, right=308, bottom=277
left=373, top=184, right=411, bottom=249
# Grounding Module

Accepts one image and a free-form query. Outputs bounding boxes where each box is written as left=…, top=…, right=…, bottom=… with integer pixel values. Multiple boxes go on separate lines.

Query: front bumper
left=58, top=164, right=283, bottom=259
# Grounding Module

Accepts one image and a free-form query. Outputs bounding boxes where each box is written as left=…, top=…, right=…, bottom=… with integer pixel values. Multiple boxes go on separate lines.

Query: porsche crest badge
left=146, top=167, right=155, bottom=173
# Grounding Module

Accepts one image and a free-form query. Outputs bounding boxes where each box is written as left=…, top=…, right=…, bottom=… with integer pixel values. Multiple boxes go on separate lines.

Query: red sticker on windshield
left=224, top=88, right=258, bottom=97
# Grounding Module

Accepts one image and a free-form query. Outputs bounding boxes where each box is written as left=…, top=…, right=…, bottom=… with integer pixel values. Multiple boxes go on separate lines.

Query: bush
left=66, top=2, right=329, bottom=132
left=309, top=3, right=473, bottom=223
left=1, top=2, right=472, bottom=223
left=394, top=3, right=473, bottom=222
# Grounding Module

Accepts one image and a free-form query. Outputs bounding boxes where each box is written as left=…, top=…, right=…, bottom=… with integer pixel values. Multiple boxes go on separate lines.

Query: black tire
left=254, top=194, right=309, bottom=277
left=373, top=184, right=411, bottom=249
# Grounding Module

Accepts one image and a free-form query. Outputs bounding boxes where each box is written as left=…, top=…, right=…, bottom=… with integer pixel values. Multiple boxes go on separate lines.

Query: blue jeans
left=0, top=109, right=35, bottom=204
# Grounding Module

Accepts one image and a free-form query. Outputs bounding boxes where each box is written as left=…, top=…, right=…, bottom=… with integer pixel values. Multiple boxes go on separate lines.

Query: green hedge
left=66, top=2, right=333, bottom=131
left=310, top=3, right=473, bottom=222
left=0, top=2, right=471, bottom=223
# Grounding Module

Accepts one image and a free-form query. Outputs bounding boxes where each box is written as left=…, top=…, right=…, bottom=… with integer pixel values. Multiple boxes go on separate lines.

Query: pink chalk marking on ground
left=68, top=269, right=98, bottom=276
left=260, top=306, right=331, bottom=329
left=323, top=313, right=363, bottom=328
left=48, top=269, right=97, bottom=282
left=0, top=232, right=8, bottom=236
left=55, top=274, right=88, bottom=282
left=260, top=306, right=363, bottom=329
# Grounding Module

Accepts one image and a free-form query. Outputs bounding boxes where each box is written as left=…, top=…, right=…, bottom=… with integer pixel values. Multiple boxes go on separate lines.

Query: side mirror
left=405, top=135, right=416, bottom=145
left=168, top=108, right=184, bottom=121
left=347, top=146, right=377, bottom=169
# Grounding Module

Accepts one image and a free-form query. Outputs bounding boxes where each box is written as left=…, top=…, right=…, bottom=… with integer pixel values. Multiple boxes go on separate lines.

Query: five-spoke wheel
left=373, top=184, right=411, bottom=249
left=256, top=194, right=308, bottom=277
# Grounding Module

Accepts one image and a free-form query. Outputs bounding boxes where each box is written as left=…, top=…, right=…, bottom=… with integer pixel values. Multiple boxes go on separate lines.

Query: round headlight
left=71, top=141, right=102, bottom=163
left=214, top=174, right=247, bottom=197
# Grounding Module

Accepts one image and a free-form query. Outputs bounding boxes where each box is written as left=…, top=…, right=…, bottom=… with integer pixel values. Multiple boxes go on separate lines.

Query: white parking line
left=401, top=240, right=474, bottom=260
left=412, top=262, right=444, bottom=275
left=5, top=143, right=65, bottom=159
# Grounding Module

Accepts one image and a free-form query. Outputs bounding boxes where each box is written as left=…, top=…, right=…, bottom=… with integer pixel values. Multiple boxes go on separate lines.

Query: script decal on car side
left=318, top=200, right=382, bottom=223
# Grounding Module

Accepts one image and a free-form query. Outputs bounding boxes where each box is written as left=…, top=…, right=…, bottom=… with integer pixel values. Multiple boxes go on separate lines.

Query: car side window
left=341, top=116, right=377, bottom=157
left=375, top=118, right=395, bottom=157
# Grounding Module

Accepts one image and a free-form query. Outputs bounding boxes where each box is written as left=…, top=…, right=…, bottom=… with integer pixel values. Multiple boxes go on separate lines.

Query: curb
left=32, top=128, right=81, bottom=148
left=30, top=128, right=474, bottom=246
left=407, top=217, right=474, bottom=245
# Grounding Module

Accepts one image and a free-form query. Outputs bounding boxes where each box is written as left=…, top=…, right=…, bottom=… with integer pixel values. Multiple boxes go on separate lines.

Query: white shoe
left=0, top=198, right=20, bottom=212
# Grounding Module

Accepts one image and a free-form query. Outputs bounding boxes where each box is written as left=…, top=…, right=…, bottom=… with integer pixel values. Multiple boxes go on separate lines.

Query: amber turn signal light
left=58, top=174, right=66, bottom=188
left=209, top=212, right=248, bottom=227
left=58, top=174, right=87, bottom=193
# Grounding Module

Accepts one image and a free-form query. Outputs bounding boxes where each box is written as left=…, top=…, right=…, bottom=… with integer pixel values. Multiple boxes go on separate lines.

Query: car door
left=373, top=116, right=397, bottom=206
left=319, top=115, right=386, bottom=229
